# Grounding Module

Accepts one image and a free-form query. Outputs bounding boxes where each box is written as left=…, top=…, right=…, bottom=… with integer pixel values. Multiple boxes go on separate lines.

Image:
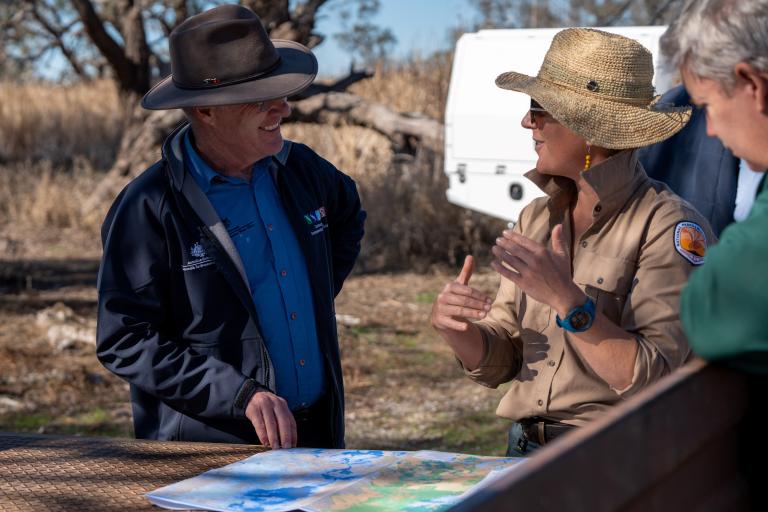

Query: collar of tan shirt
left=524, top=150, right=647, bottom=221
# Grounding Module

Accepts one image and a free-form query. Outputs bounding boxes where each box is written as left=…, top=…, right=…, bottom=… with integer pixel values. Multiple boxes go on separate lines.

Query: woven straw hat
left=495, top=28, right=691, bottom=149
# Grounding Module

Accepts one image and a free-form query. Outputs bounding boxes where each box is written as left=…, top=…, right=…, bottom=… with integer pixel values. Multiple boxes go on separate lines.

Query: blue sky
left=312, top=0, right=471, bottom=77
left=37, top=0, right=473, bottom=81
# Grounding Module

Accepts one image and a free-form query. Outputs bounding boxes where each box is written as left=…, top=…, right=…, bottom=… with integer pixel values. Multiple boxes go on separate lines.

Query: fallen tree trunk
left=81, top=92, right=444, bottom=215
left=291, top=91, right=443, bottom=154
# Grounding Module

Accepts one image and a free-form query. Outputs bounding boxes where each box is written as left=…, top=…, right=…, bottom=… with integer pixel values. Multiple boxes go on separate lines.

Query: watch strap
left=556, top=297, right=596, bottom=332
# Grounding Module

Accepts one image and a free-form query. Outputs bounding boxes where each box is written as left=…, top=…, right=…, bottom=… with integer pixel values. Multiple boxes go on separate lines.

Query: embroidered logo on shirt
left=304, top=206, right=327, bottom=236
left=674, top=221, right=707, bottom=266
left=190, top=242, right=206, bottom=259
left=183, top=240, right=215, bottom=271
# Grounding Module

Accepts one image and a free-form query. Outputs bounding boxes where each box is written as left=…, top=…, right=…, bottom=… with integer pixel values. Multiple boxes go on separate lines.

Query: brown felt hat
left=495, top=28, right=691, bottom=149
left=142, top=4, right=317, bottom=110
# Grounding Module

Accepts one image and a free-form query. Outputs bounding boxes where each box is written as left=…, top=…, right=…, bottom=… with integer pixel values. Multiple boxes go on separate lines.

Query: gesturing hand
left=245, top=390, right=297, bottom=449
left=431, top=255, right=492, bottom=332
left=490, top=224, right=585, bottom=317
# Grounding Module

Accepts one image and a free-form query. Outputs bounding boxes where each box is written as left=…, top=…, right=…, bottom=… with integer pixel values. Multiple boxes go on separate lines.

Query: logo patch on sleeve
left=674, top=221, right=707, bottom=265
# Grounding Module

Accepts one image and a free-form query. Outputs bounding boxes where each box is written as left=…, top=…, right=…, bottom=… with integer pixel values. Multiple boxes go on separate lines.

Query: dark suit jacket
left=638, top=85, right=739, bottom=236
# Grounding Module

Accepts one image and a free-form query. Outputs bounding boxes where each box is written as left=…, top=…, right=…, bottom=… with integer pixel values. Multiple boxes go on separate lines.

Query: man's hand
left=245, top=390, right=297, bottom=449
left=431, top=255, right=492, bottom=332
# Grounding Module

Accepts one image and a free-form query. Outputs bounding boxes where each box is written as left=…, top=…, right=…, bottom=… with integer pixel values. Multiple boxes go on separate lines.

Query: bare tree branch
left=171, top=0, right=189, bottom=31
left=241, top=0, right=290, bottom=29
left=70, top=0, right=129, bottom=75
left=292, top=92, right=443, bottom=154
left=24, top=41, right=58, bottom=61
left=294, top=0, right=331, bottom=22
left=70, top=0, right=149, bottom=99
left=297, top=68, right=374, bottom=98
left=649, top=0, right=681, bottom=24
left=25, top=1, right=88, bottom=78
left=596, top=0, right=635, bottom=26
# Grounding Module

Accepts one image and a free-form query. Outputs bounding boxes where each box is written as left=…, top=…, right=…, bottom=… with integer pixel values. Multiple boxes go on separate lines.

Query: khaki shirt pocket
left=574, top=254, right=636, bottom=326
left=515, top=285, right=552, bottom=334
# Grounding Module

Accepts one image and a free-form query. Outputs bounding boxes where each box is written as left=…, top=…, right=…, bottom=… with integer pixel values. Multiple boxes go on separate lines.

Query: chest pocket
left=515, top=286, right=551, bottom=334
left=574, top=254, right=636, bottom=326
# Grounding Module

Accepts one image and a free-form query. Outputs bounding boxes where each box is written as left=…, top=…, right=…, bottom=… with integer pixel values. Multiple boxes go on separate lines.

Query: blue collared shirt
left=184, top=132, right=324, bottom=410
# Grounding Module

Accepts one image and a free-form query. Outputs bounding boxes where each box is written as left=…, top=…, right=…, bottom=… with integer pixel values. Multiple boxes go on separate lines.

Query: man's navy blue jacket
left=96, top=124, right=365, bottom=447
left=639, top=85, right=739, bottom=236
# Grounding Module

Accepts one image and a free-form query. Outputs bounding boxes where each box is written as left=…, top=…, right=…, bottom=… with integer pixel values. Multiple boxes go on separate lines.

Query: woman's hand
left=491, top=224, right=585, bottom=317
left=431, top=255, right=492, bottom=332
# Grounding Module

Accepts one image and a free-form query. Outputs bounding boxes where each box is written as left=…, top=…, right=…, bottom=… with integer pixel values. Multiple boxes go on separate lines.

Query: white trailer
left=443, top=26, right=673, bottom=222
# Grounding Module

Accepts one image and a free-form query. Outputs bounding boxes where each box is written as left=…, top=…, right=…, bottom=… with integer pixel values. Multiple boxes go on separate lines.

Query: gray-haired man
left=661, top=0, right=768, bottom=371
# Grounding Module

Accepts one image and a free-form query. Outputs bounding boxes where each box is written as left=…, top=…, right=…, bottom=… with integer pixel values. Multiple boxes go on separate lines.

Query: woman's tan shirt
left=466, top=150, right=715, bottom=426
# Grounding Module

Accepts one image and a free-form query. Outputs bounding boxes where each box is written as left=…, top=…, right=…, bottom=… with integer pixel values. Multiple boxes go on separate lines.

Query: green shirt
left=681, top=174, right=768, bottom=373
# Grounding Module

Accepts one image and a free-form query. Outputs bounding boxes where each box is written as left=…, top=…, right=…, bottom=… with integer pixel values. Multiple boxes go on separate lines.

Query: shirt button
left=290, top=312, right=297, bottom=320
left=267, top=224, right=274, bottom=231
left=299, top=359, right=305, bottom=366
left=597, top=277, right=604, bottom=285
left=548, top=360, right=556, bottom=367
left=581, top=241, right=588, bottom=248
left=537, top=399, right=544, bottom=406
left=280, top=269, right=288, bottom=277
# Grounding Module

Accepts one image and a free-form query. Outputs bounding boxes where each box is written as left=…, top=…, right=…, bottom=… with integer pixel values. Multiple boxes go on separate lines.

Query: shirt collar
left=183, top=131, right=273, bottom=192
left=525, top=149, right=646, bottom=218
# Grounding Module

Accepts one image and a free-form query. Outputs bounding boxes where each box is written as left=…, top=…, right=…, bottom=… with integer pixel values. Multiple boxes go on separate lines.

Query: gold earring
left=583, top=143, right=592, bottom=171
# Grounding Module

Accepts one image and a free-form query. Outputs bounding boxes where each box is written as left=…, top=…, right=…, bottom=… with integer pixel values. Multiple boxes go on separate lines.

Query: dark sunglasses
left=529, top=99, right=549, bottom=123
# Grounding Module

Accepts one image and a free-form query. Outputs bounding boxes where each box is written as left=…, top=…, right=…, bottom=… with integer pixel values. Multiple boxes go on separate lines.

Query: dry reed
left=0, top=80, right=122, bottom=168
left=349, top=53, right=453, bottom=121
left=0, top=158, right=103, bottom=258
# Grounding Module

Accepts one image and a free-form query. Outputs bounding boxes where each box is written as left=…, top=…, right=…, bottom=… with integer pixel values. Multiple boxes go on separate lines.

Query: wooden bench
left=453, top=359, right=758, bottom=511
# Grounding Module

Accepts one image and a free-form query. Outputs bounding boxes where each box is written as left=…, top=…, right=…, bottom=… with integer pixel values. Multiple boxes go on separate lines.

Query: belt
left=292, top=394, right=328, bottom=423
left=519, top=417, right=575, bottom=445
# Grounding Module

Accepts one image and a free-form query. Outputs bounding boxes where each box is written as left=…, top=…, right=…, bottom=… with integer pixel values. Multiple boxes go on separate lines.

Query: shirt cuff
left=233, top=378, right=265, bottom=418
left=460, top=324, right=521, bottom=388
left=611, top=336, right=661, bottom=397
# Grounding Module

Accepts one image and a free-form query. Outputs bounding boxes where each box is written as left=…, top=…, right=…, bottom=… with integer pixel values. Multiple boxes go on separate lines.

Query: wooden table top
left=0, top=432, right=265, bottom=511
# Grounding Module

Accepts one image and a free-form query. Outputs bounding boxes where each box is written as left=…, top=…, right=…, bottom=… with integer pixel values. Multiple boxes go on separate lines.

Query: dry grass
left=282, top=122, right=393, bottom=180
left=0, top=80, right=122, bottom=168
left=0, top=55, right=502, bottom=267
left=349, top=53, right=453, bottom=121
left=0, top=159, right=104, bottom=259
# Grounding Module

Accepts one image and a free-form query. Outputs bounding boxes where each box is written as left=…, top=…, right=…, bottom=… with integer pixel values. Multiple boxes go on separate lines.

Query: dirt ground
left=0, top=259, right=511, bottom=455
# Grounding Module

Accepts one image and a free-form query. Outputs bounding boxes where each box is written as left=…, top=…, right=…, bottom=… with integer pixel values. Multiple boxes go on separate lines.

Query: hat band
left=172, top=55, right=282, bottom=90
left=535, top=75, right=655, bottom=107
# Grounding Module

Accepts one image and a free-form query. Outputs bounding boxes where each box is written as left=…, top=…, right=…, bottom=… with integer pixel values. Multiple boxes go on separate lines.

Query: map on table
left=146, top=448, right=524, bottom=511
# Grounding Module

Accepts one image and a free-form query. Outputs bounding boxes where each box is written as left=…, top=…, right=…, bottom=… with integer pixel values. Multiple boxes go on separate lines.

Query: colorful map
left=146, top=448, right=524, bottom=511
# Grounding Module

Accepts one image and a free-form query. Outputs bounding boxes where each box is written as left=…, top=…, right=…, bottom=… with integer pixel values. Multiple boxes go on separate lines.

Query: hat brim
left=496, top=71, right=692, bottom=150
left=142, top=40, right=317, bottom=110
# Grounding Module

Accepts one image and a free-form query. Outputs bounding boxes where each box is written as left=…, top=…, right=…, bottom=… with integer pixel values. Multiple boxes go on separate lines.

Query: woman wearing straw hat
left=431, top=28, right=715, bottom=456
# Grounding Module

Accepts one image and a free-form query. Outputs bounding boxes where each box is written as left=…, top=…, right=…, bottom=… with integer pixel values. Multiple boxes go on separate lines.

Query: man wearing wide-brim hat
left=96, top=4, right=365, bottom=449
left=431, top=27, right=715, bottom=455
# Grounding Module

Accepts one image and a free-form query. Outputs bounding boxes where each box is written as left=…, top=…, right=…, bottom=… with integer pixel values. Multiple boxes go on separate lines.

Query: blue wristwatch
left=556, top=297, right=596, bottom=332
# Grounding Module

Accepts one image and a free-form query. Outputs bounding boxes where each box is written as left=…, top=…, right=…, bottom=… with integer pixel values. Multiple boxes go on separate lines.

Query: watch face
left=571, top=311, right=590, bottom=330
